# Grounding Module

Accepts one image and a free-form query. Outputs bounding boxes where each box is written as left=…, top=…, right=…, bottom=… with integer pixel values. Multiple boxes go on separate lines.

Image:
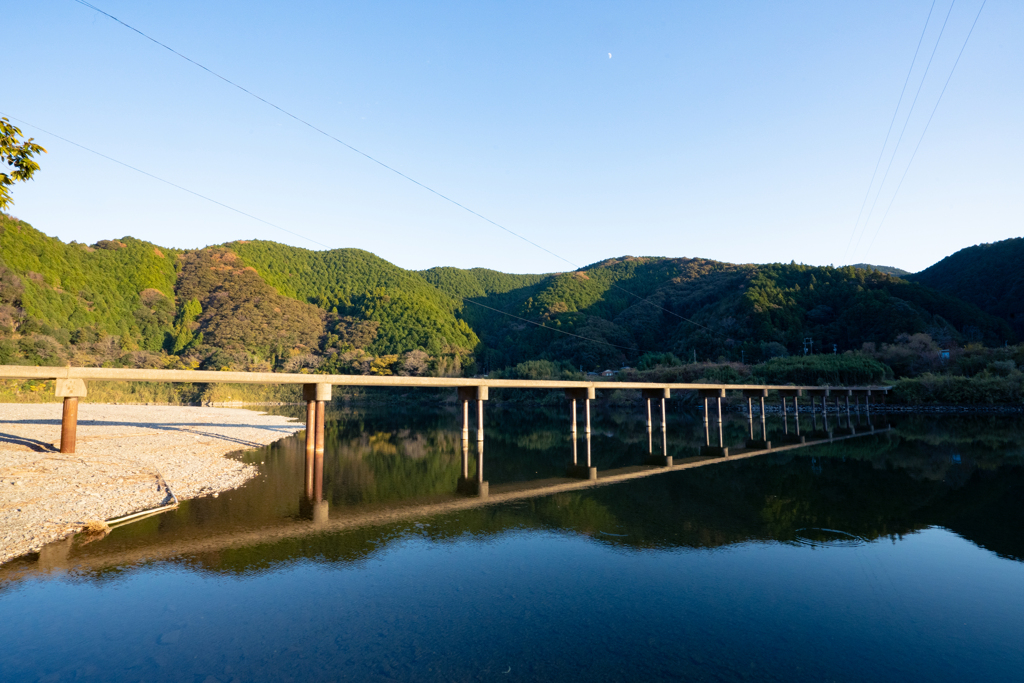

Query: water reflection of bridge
left=8, top=421, right=887, bottom=578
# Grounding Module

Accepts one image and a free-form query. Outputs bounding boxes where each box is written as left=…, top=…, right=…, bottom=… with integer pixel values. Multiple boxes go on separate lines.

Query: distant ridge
left=847, top=263, right=910, bottom=277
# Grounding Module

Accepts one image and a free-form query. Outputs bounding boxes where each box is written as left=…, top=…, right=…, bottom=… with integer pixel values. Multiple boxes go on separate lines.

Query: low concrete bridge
left=0, top=365, right=889, bottom=495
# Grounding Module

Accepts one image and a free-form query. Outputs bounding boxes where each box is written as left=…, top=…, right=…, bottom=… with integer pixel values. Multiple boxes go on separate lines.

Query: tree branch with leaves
left=0, top=118, right=46, bottom=210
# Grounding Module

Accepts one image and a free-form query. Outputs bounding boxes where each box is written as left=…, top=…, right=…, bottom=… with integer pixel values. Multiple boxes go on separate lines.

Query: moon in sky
left=608, top=53, right=612, bottom=58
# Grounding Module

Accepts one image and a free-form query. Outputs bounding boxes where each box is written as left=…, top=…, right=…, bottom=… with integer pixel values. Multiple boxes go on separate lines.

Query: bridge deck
left=0, top=365, right=890, bottom=393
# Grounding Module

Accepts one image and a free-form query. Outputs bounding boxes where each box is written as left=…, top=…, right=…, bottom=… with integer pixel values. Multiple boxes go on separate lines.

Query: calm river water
left=2, top=402, right=1023, bottom=682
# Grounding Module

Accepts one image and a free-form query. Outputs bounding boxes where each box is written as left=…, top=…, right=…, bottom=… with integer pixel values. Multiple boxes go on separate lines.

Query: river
left=1, top=402, right=1022, bottom=682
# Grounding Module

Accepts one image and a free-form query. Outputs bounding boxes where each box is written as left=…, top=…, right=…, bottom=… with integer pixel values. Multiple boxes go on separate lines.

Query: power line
left=841, top=0, right=937, bottom=262
left=852, top=0, right=958, bottom=259
left=6, top=113, right=651, bottom=355
left=864, top=0, right=986, bottom=258
left=2, top=114, right=333, bottom=250
left=69, top=0, right=715, bottom=335
left=463, top=298, right=638, bottom=352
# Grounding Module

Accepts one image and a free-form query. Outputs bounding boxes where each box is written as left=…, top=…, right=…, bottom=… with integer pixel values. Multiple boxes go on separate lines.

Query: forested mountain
left=909, top=237, right=1024, bottom=340
left=0, top=212, right=1017, bottom=378
left=847, top=263, right=910, bottom=277
left=228, top=241, right=478, bottom=357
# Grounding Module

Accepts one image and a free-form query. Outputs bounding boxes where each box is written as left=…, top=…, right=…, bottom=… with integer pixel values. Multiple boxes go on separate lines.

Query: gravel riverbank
left=0, top=404, right=303, bottom=565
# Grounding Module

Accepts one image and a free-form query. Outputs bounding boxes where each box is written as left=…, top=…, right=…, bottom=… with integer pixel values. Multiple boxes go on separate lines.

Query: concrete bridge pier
left=646, top=397, right=653, bottom=454
left=457, top=387, right=489, bottom=495
left=457, top=440, right=488, bottom=496
left=743, top=389, right=770, bottom=450
left=566, top=388, right=597, bottom=480
left=312, top=499, right=329, bottom=527
left=702, top=396, right=711, bottom=447
left=56, top=379, right=87, bottom=454
left=304, top=398, right=315, bottom=498
left=779, top=389, right=805, bottom=444
left=747, top=398, right=754, bottom=440
left=793, top=395, right=801, bottom=436
left=302, top=384, right=331, bottom=501
left=698, top=388, right=728, bottom=457
left=457, top=386, right=488, bottom=443
left=806, top=389, right=830, bottom=438
left=643, top=388, right=672, bottom=466
left=828, top=390, right=852, bottom=435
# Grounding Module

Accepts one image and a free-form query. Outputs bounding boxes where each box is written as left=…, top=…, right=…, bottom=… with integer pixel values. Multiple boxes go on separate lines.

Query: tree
left=1, top=118, right=46, bottom=210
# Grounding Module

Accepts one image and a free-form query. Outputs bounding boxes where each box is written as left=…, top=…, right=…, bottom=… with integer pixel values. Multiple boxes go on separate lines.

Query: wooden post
left=60, top=398, right=79, bottom=454
left=55, top=378, right=87, bottom=455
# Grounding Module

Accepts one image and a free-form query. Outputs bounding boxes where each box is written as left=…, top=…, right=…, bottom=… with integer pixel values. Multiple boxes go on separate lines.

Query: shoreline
left=0, top=404, right=304, bottom=566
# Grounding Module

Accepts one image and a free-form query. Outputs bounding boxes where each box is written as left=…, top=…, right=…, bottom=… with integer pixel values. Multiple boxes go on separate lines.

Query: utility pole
left=833, top=343, right=837, bottom=355
left=803, top=337, right=813, bottom=356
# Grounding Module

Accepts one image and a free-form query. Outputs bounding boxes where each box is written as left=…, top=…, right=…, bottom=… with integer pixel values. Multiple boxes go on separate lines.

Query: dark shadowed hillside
left=910, top=237, right=1024, bottom=340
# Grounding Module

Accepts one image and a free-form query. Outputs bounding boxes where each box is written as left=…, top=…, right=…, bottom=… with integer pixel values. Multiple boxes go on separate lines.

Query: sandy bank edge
left=0, top=404, right=304, bottom=565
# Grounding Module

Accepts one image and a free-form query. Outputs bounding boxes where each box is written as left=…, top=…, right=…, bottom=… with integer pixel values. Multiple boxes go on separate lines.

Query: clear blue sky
left=5, top=0, right=1020, bottom=274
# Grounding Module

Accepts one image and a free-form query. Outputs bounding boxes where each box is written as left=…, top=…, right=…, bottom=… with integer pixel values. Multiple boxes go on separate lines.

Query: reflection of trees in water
left=62, top=409, right=1024, bottom=579
left=321, top=421, right=465, bottom=505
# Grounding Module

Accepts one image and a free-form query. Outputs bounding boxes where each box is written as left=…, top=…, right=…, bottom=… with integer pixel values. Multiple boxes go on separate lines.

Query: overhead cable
left=841, top=0, right=937, bottom=262
left=2, top=114, right=333, bottom=250
left=864, top=0, right=987, bottom=258
left=463, top=298, right=639, bottom=352
left=5, top=113, right=642, bottom=355
left=851, top=0, right=958, bottom=259
left=70, top=0, right=714, bottom=334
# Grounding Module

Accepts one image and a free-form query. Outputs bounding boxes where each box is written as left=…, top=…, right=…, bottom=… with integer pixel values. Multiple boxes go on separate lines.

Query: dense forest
left=910, top=237, right=1024, bottom=340
left=1, top=212, right=1022, bottom=401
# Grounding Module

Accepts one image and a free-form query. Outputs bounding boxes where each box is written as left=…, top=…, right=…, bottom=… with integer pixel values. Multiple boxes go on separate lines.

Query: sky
left=4, top=0, right=1021, bottom=274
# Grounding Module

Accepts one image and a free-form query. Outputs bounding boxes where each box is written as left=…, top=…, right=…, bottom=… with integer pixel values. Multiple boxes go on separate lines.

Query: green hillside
left=0, top=214, right=1018, bottom=386
left=228, top=240, right=478, bottom=357
left=455, top=257, right=1012, bottom=371
left=0, top=214, right=178, bottom=359
left=909, top=237, right=1024, bottom=339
